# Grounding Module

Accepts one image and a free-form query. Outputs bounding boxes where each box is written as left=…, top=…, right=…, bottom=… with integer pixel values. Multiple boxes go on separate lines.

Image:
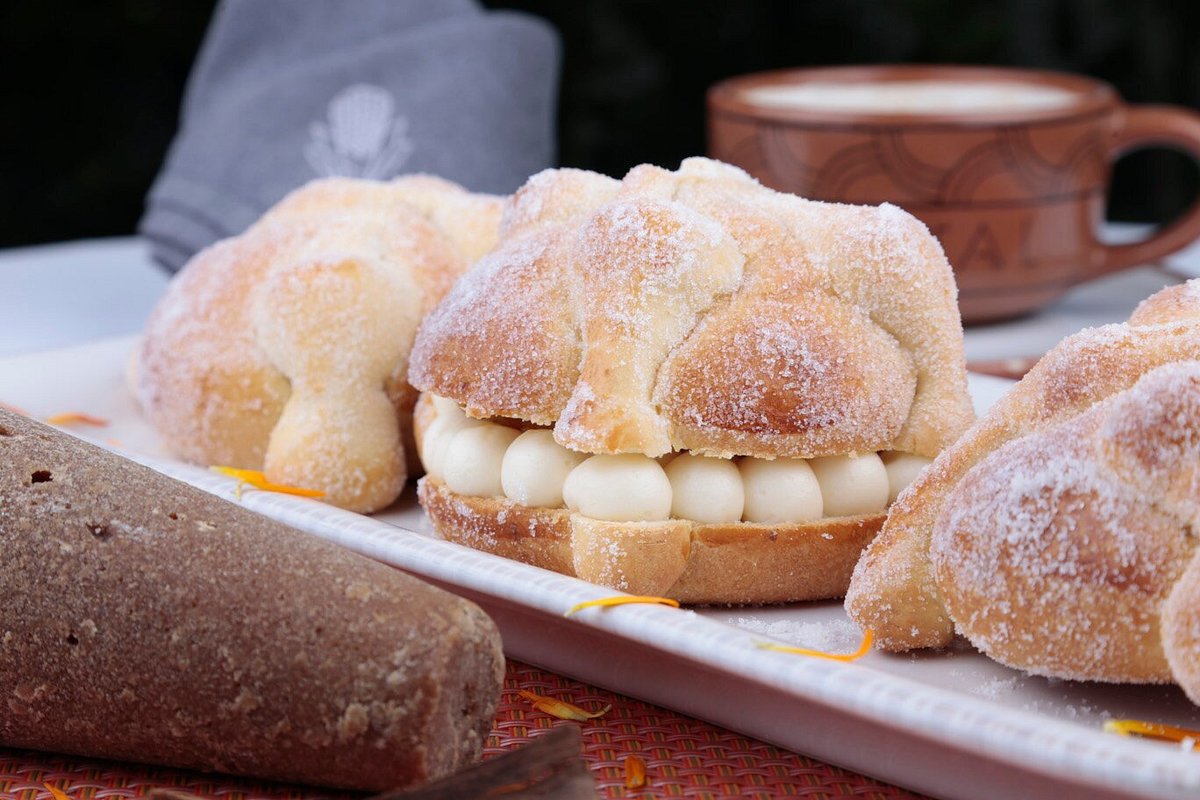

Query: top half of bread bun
left=409, top=157, right=974, bottom=459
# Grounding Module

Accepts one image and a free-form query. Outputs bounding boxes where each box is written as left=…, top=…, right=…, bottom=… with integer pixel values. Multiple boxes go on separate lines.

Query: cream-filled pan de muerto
left=408, top=158, right=975, bottom=604
left=133, top=176, right=502, bottom=513
left=846, top=281, right=1200, bottom=702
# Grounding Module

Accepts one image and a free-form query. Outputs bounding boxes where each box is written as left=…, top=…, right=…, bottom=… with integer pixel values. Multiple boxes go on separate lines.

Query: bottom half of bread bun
left=418, top=476, right=883, bottom=604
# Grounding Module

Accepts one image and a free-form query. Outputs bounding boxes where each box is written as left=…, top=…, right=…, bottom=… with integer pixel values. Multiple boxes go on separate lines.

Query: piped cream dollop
left=880, top=451, right=934, bottom=503
left=420, top=402, right=483, bottom=480
left=664, top=452, right=744, bottom=523
left=562, top=453, right=673, bottom=522
left=501, top=429, right=587, bottom=508
left=442, top=425, right=520, bottom=498
left=808, top=453, right=889, bottom=517
left=738, top=457, right=823, bottom=524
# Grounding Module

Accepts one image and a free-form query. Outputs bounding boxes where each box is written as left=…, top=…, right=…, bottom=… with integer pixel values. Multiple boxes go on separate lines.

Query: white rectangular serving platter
left=4, top=335, right=1200, bottom=800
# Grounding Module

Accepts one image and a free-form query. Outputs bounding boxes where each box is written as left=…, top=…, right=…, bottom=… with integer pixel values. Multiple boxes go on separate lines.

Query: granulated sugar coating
left=409, top=157, right=974, bottom=461
left=135, top=176, right=504, bottom=513
left=933, top=401, right=1191, bottom=683
left=408, top=157, right=975, bottom=606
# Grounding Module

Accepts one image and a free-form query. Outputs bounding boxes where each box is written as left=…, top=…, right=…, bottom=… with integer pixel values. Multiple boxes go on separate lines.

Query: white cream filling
left=880, top=450, right=933, bottom=503
left=807, top=453, right=889, bottom=517
left=419, top=402, right=483, bottom=480
left=442, top=424, right=520, bottom=498
left=664, top=452, right=744, bottom=523
left=739, top=456, right=823, bottom=524
left=562, top=453, right=673, bottom=522
left=501, top=429, right=587, bottom=508
left=421, top=397, right=933, bottom=524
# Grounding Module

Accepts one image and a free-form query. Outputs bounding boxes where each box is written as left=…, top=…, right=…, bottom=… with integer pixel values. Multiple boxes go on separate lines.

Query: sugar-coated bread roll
left=846, top=280, right=1200, bottom=706
left=0, top=409, right=503, bottom=790
left=409, top=158, right=974, bottom=603
left=443, top=423, right=521, bottom=498
left=501, top=429, right=587, bottom=508
left=562, top=454, right=673, bottom=522
left=739, top=457, right=823, bottom=524
left=133, top=176, right=503, bottom=513
left=665, top=453, right=744, bottom=524
left=808, top=453, right=889, bottom=517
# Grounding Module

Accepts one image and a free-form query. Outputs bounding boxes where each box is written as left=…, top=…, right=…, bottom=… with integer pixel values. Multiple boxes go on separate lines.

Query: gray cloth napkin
left=141, top=0, right=559, bottom=272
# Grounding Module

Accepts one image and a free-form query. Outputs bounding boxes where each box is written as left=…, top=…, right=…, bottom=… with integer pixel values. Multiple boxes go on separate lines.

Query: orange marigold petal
left=757, top=628, right=874, bottom=662
left=564, top=595, right=680, bottom=616
left=43, top=784, right=72, bottom=800
left=209, top=466, right=325, bottom=498
left=1105, top=719, right=1200, bottom=748
left=517, top=689, right=611, bottom=721
left=624, top=754, right=647, bottom=789
left=44, top=412, right=109, bottom=427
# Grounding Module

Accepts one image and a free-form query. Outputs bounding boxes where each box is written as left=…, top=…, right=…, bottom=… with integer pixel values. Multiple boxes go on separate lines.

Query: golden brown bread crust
left=418, top=476, right=883, bottom=604
left=410, top=158, right=973, bottom=461
left=134, top=176, right=502, bottom=513
left=846, top=280, right=1200, bottom=701
left=0, top=409, right=504, bottom=790
left=656, top=293, right=916, bottom=458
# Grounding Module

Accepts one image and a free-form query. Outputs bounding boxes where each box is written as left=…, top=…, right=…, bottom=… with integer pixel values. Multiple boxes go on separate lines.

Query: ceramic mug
left=707, top=65, right=1200, bottom=323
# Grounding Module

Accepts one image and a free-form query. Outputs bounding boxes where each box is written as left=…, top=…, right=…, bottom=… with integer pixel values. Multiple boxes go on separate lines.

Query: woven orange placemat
left=494, top=661, right=925, bottom=800
left=0, top=660, right=926, bottom=800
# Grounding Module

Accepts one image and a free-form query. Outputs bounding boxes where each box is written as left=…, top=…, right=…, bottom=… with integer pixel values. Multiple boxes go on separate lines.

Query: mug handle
left=1096, top=105, right=1200, bottom=276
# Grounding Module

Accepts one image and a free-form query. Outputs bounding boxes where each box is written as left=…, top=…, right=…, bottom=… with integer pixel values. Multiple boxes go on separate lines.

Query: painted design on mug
left=714, top=119, right=1107, bottom=283
left=749, top=124, right=1109, bottom=205
left=304, top=84, right=414, bottom=179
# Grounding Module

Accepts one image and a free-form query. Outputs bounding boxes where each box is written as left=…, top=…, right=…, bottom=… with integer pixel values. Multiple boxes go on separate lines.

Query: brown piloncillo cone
left=0, top=409, right=504, bottom=791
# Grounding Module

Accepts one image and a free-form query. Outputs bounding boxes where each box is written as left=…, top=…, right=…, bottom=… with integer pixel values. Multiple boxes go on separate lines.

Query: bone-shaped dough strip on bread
left=671, top=159, right=970, bottom=458
left=785, top=200, right=971, bottom=457
left=847, top=307, right=1200, bottom=651
left=554, top=198, right=744, bottom=455
left=655, top=291, right=917, bottom=459
left=255, top=246, right=421, bottom=512
left=665, top=159, right=971, bottom=457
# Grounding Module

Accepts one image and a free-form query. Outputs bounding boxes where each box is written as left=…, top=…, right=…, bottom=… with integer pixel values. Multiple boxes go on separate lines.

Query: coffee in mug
left=708, top=65, right=1200, bottom=323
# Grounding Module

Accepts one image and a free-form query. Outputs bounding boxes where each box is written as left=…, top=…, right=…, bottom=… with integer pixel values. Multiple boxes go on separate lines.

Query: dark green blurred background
left=2, top=0, right=1198, bottom=249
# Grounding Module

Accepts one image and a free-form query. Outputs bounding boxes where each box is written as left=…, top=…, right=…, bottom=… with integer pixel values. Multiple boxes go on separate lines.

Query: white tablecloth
left=1, top=238, right=169, bottom=358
